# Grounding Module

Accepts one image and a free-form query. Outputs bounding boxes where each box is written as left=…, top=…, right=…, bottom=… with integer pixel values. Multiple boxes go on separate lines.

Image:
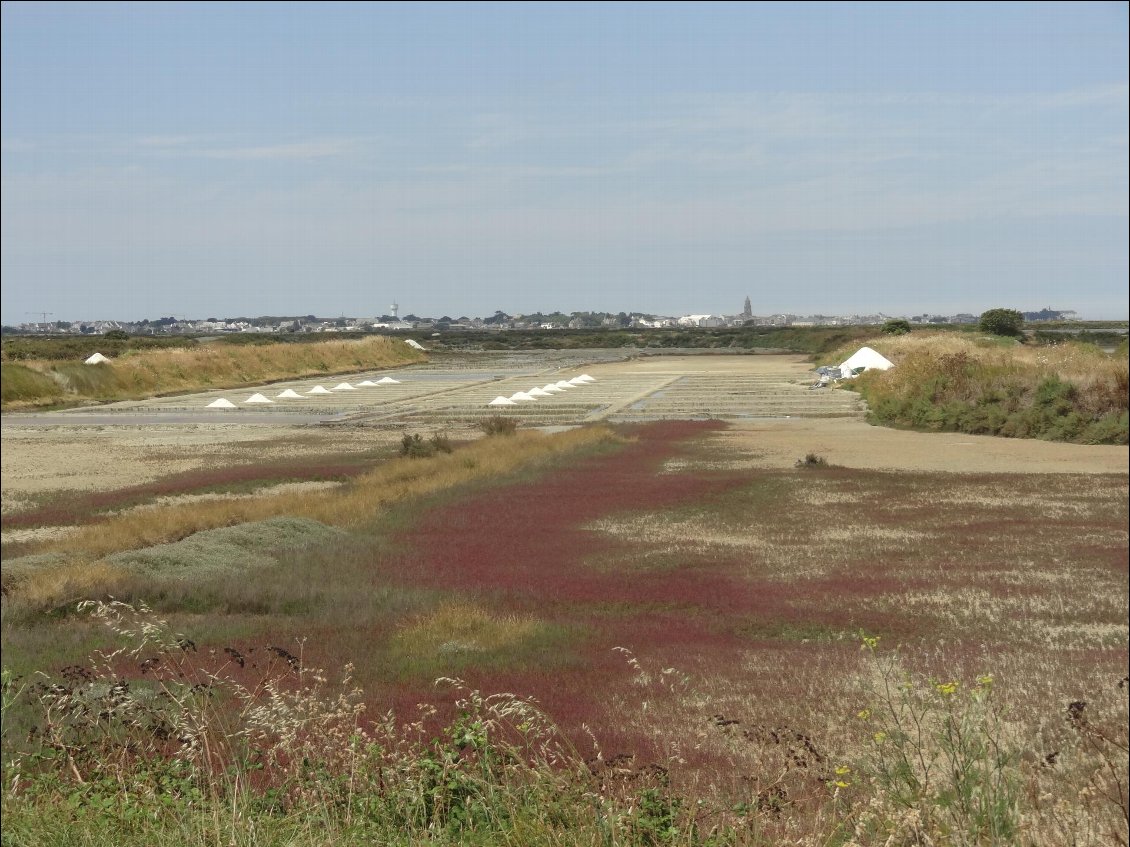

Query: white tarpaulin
left=837, top=347, right=894, bottom=377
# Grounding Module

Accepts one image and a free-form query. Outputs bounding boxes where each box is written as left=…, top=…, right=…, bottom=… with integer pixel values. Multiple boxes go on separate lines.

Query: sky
left=2, top=1, right=1127, bottom=323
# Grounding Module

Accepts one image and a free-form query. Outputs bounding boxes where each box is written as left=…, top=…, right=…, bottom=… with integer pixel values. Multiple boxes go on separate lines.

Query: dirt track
left=707, top=418, right=1128, bottom=474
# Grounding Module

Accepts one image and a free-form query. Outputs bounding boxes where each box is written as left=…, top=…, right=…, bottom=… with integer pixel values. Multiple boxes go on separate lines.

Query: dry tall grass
left=394, top=603, right=547, bottom=654
left=8, top=427, right=622, bottom=592
left=827, top=333, right=1128, bottom=443
left=833, top=332, right=1127, bottom=392
left=1, top=336, right=424, bottom=408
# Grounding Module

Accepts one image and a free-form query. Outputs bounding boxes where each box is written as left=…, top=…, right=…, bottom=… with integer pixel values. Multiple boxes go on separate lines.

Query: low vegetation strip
left=0, top=426, right=624, bottom=607
left=105, top=516, right=348, bottom=579
left=1, top=461, right=374, bottom=531
left=0, top=335, right=424, bottom=409
left=829, top=333, right=1129, bottom=444
left=441, top=323, right=887, bottom=355
left=1, top=334, right=198, bottom=362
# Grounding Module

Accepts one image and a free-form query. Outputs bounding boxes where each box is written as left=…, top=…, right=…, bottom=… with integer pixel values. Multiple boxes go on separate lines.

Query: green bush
left=795, top=452, right=829, bottom=468
left=480, top=415, right=519, bottom=437
left=858, top=350, right=1128, bottom=444
left=1078, top=411, right=1130, bottom=445
left=429, top=433, right=454, bottom=454
left=400, top=433, right=455, bottom=458
left=978, top=309, right=1025, bottom=338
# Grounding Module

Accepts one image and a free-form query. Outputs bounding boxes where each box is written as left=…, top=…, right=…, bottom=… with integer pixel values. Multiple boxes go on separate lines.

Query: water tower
left=389, top=302, right=399, bottom=319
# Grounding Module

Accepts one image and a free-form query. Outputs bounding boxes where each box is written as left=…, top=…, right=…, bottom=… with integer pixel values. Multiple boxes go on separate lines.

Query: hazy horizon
left=3, top=2, right=1127, bottom=324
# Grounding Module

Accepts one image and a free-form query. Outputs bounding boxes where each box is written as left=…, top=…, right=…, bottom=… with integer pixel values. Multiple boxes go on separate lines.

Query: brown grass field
left=1, top=334, right=425, bottom=409
left=1, top=355, right=1127, bottom=845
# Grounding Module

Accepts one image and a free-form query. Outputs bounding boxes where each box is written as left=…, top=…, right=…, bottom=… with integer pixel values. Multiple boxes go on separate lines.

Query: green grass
left=1, top=334, right=195, bottom=362
left=0, top=363, right=64, bottom=404
left=827, top=334, right=1129, bottom=444
left=98, top=516, right=348, bottom=579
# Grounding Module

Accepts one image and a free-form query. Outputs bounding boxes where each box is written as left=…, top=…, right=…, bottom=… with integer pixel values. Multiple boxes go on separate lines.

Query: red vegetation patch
left=4, top=461, right=374, bottom=529
left=385, top=421, right=741, bottom=605
left=367, top=421, right=834, bottom=743
left=384, top=422, right=745, bottom=614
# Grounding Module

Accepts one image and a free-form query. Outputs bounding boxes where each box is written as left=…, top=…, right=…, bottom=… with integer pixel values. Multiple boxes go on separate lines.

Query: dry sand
left=706, top=418, right=1128, bottom=474
left=1, top=423, right=401, bottom=513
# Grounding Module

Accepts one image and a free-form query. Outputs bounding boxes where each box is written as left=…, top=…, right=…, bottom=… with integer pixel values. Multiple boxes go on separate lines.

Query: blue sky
left=2, top=1, right=1127, bottom=322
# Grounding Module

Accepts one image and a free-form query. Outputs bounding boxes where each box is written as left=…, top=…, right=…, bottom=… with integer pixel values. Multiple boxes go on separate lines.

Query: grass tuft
left=795, top=452, right=829, bottom=468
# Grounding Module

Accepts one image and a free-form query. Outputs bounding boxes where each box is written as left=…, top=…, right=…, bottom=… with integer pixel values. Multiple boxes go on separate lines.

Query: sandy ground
left=0, top=423, right=401, bottom=513
left=701, top=418, right=1129, bottom=474
left=586, top=353, right=815, bottom=376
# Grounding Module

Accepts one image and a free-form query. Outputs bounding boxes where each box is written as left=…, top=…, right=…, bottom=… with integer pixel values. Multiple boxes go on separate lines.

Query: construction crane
left=25, top=311, right=54, bottom=332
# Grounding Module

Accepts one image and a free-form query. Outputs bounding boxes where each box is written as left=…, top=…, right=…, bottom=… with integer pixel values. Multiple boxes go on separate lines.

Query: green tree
left=978, top=309, right=1025, bottom=337
left=881, top=319, right=911, bottom=335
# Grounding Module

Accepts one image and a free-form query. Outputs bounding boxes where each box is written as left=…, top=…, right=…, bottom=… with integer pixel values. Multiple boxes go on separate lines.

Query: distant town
left=5, top=301, right=1081, bottom=336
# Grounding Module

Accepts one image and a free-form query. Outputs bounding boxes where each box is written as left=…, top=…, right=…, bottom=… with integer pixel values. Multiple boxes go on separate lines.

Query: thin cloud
left=0, top=138, right=34, bottom=153
left=135, top=138, right=362, bottom=161
left=194, top=139, right=359, bottom=161
left=135, top=135, right=196, bottom=148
